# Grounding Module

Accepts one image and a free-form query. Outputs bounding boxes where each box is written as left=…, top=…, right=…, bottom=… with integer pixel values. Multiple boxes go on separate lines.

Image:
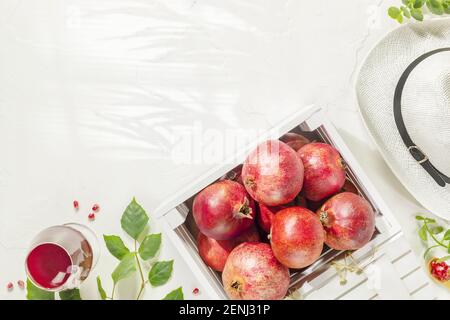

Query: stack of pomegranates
left=193, top=133, right=376, bottom=300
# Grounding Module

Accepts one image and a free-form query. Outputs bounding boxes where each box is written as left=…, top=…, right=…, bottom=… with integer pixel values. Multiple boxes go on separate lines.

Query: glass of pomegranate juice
left=25, top=223, right=99, bottom=291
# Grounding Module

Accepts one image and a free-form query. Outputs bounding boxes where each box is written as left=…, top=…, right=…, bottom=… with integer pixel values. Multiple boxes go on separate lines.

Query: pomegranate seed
left=88, top=213, right=95, bottom=221
left=430, top=259, right=450, bottom=282
left=192, top=287, right=200, bottom=295
left=92, top=204, right=100, bottom=212
left=73, top=200, right=79, bottom=210
left=6, top=282, right=13, bottom=291
left=17, top=280, right=25, bottom=289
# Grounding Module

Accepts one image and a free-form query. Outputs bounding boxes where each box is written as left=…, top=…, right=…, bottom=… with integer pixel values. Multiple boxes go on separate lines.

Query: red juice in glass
left=26, top=224, right=99, bottom=291
left=26, top=243, right=72, bottom=289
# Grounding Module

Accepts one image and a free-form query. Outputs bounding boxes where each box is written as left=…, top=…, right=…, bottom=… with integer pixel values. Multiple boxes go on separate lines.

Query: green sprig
left=415, top=215, right=450, bottom=258
left=102, top=197, right=183, bottom=300
left=388, top=0, right=449, bottom=23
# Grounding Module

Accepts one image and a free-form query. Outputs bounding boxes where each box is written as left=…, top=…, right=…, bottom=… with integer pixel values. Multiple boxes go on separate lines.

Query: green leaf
left=415, top=215, right=425, bottom=220
left=26, top=279, right=55, bottom=300
left=443, top=2, right=450, bottom=13
left=59, top=288, right=82, bottom=300
left=111, top=253, right=137, bottom=284
left=148, top=260, right=173, bottom=287
left=424, top=217, right=436, bottom=224
left=427, top=0, right=444, bottom=15
left=429, top=226, right=444, bottom=234
left=139, top=233, right=162, bottom=260
left=411, top=8, right=425, bottom=20
left=396, top=12, right=404, bottom=23
left=401, top=6, right=412, bottom=17
left=103, top=235, right=130, bottom=260
left=162, top=287, right=184, bottom=300
left=414, top=0, right=426, bottom=8
left=121, top=198, right=149, bottom=240
left=443, top=229, right=450, bottom=241
left=388, top=6, right=402, bottom=19
left=97, top=276, right=107, bottom=300
left=419, top=225, right=428, bottom=242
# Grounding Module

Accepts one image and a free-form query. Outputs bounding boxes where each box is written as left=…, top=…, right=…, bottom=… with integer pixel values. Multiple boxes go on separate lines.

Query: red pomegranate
left=298, top=143, right=346, bottom=201
left=242, top=140, right=304, bottom=206
left=341, top=178, right=359, bottom=195
left=318, top=192, right=375, bottom=251
left=197, top=226, right=260, bottom=272
left=257, top=193, right=308, bottom=233
left=280, top=133, right=310, bottom=151
left=193, top=180, right=255, bottom=240
left=257, top=204, right=286, bottom=234
left=222, top=242, right=290, bottom=300
left=270, top=207, right=325, bottom=269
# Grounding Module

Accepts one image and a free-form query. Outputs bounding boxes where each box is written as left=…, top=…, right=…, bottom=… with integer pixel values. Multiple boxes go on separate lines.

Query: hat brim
left=356, top=18, right=450, bottom=220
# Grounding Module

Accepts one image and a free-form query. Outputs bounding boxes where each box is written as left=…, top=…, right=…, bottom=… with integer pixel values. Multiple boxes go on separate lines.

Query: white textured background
left=0, top=0, right=448, bottom=299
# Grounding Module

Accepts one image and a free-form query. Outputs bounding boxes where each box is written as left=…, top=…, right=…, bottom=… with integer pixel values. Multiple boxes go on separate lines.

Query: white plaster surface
left=0, top=0, right=448, bottom=299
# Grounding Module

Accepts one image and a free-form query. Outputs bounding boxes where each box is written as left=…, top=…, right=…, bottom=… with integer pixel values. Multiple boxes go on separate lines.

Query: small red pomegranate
left=222, top=242, right=290, bottom=300
left=197, top=226, right=260, bottom=272
left=242, top=140, right=304, bottom=206
left=193, top=180, right=255, bottom=240
left=318, top=192, right=375, bottom=251
left=341, top=178, right=359, bottom=195
left=280, top=133, right=310, bottom=151
left=257, top=194, right=308, bottom=233
left=270, top=207, right=325, bottom=269
left=257, top=203, right=286, bottom=234
left=298, top=143, right=346, bottom=201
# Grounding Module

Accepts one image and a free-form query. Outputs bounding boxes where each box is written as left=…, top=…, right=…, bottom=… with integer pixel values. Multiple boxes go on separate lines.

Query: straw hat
left=356, top=18, right=450, bottom=220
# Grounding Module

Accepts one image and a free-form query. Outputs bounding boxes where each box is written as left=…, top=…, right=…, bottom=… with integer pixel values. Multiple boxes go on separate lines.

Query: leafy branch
left=416, top=215, right=450, bottom=258
left=98, top=197, right=183, bottom=300
left=26, top=197, right=184, bottom=300
left=388, top=0, right=450, bottom=23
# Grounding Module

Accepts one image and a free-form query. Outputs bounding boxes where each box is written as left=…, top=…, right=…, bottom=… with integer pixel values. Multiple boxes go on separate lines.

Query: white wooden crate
left=153, top=105, right=435, bottom=300
left=299, top=234, right=436, bottom=300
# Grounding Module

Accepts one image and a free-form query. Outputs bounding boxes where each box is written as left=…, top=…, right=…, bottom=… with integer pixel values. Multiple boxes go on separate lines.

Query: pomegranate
left=257, top=193, right=308, bottom=233
left=341, top=178, right=359, bottom=195
left=298, top=143, right=346, bottom=201
left=280, top=133, right=310, bottom=151
left=257, top=204, right=286, bottom=234
left=318, top=192, right=375, bottom=251
left=197, top=226, right=260, bottom=272
left=242, top=140, right=304, bottom=206
left=193, top=180, right=255, bottom=240
left=270, top=207, right=325, bottom=269
left=222, top=242, right=290, bottom=300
